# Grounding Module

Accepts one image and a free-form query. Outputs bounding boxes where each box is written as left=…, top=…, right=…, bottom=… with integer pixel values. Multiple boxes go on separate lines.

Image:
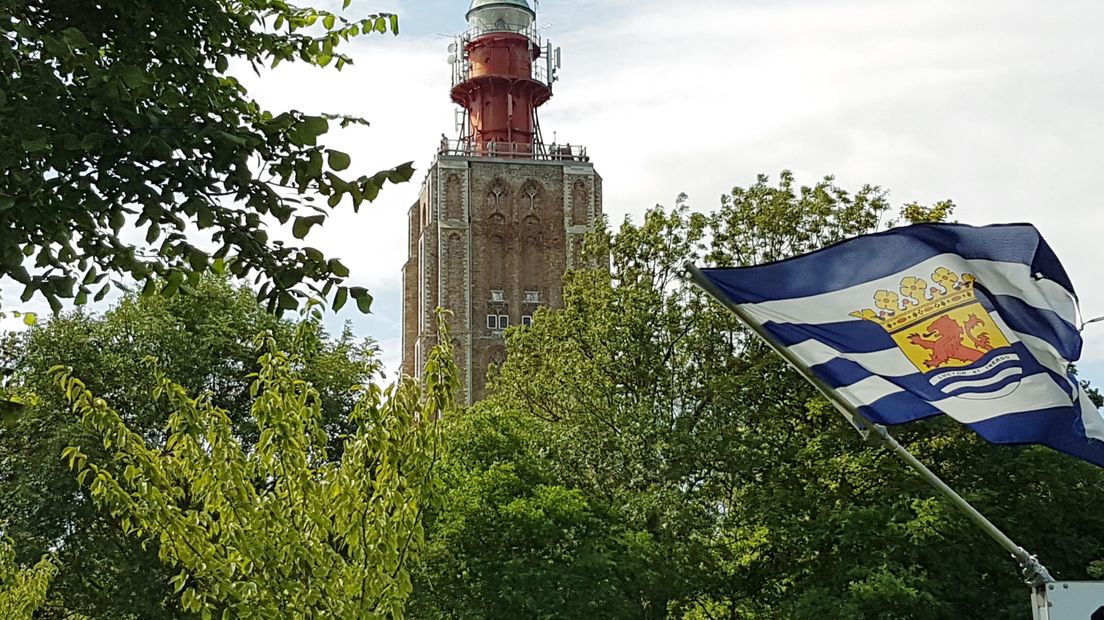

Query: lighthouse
left=401, top=0, right=602, bottom=404
left=450, top=0, right=552, bottom=156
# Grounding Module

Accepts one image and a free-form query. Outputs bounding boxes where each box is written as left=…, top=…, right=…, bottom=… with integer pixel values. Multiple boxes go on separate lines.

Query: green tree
left=0, top=536, right=55, bottom=620
left=0, top=278, right=380, bottom=618
left=411, top=405, right=673, bottom=619
left=51, top=316, right=453, bottom=619
left=483, top=172, right=1104, bottom=617
left=0, top=0, right=408, bottom=313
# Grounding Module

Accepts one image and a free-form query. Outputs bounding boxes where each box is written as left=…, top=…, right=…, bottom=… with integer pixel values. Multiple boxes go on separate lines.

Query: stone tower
left=401, top=0, right=602, bottom=404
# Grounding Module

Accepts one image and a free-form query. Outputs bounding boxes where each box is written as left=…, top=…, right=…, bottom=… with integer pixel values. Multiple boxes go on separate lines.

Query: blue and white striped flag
left=697, top=223, right=1104, bottom=467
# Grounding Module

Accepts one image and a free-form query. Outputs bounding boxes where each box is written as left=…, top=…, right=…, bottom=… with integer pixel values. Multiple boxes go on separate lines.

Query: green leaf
left=332, top=286, right=348, bottom=311
left=61, top=27, right=91, bottom=48
left=388, top=162, right=416, bottom=184
left=327, top=150, right=351, bottom=172
left=349, top=286, right=372, bottom=313
left=292, top=215, right=325, bottom=239
left=22, top=137, right=50, bottom=153
left=0, top=195, right=14, bottom=212
left=22, top=312, right=36, bottom=326
left=390, top=14, right=399, bottom=35
left=323, top=15, right=336, bottom=30
left=302, top=116, right=329, bottom=139
left=327, top=259, right=350, bottom=278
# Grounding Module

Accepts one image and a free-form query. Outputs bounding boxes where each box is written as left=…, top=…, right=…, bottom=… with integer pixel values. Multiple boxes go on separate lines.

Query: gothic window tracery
left=571, top=179, right=589, bottom=225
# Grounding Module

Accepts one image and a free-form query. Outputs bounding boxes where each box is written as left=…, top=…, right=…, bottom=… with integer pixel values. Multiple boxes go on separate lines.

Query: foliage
left=50, top=314, right=453, bottom=619
left=0, top=277, right=378, bottom=619
left=475, top=172, right=1104, bottom=617
left=411, top=405, right=673, bottom=619
left=0, top=0, right=408, bottom=313
left=0, top=536, right=55, bottom=620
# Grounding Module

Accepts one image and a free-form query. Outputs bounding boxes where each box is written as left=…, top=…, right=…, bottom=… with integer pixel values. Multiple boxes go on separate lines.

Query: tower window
left=524, top=290, right=540, bottom=304
left=498, top=315, right=510, bottom=329
left=521, top=315, right=532, bottom=327
left=487, top=314, right=498, bottom=330
left=490, top=289, right=505, bottom=302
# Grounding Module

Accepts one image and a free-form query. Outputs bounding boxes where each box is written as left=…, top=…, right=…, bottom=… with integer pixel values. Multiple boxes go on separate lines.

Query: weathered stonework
left=401, top=155, right=602, bottom=404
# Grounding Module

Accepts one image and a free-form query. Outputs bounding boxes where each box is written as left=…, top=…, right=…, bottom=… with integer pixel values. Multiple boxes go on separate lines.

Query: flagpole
left=683, top=261, right=1054, bottom=587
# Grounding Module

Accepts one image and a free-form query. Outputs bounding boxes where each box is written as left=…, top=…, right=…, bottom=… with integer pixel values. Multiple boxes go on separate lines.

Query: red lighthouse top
left=447, top=0, right=577, bottom=160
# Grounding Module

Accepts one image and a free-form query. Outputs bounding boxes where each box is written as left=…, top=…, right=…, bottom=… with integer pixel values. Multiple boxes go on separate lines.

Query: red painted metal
left=451, top=31, right=551, bottom=155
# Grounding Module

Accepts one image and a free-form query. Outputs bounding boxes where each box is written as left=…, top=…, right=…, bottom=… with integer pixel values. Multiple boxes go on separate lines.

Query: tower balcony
left=450, top=36, right=551, bottom=92
left=463, top=22, right=541, bottom=48
left=437, top=138, right=590, bottom=163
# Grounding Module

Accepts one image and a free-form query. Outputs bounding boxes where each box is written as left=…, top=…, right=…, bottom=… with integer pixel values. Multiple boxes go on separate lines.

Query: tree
left=484, top=172, right=1104, bottom=617
left=50, top=314, right=454, bottom=619
left=410, top=405, right=673, bottom=619
left=0, top=278, right=381, bottom=618
left=0, top=0, right=409, bottom=314
left=0, top=536, right=54, bottom=620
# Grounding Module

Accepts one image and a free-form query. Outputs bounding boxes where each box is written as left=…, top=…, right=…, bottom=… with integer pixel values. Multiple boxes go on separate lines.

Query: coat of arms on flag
left=849, top=267, right=1019, bottom=400
left=690, top=223, right=1104, bottom=468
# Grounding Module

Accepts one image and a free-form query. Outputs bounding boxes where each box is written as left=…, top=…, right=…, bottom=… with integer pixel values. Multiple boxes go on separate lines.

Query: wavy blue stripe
left=810, top=342, right=1060, bottom=401
left=700, top=223, right=1075, bottom=303
left=858, top=396, right=1104, bottom=467
left=970, top=407, right=1104, bottom=468
left=939, top=371, right=1024, bottom=397
left=857, top=393, right=940, bottom=425
left=764, top=320, right=894, bottom=353
left=983, top=292, right=1081, bottom=361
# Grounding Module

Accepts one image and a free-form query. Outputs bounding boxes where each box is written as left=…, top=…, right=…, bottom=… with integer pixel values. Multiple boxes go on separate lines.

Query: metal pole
left=683, top=261, right=1054, bottom=586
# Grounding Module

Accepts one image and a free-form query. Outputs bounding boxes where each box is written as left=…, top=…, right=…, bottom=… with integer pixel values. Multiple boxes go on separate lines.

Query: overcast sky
left=236, top=0, right=1104, bottom=382
left=11, top=1, right=1104, bottom=386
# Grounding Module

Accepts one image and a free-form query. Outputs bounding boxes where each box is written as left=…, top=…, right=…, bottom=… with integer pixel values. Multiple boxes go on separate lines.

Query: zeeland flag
left=693, top=223, right=1104, bottom=467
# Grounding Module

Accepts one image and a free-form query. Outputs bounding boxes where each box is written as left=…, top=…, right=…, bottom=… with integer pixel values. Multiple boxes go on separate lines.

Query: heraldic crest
left=850, top=267, right=1021, bottom=398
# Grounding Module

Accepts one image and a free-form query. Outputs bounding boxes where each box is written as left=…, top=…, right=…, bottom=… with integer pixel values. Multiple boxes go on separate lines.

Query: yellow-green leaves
left=0, top=538, right=55, bottom=620
left=52, top=320, right=456, bottom=618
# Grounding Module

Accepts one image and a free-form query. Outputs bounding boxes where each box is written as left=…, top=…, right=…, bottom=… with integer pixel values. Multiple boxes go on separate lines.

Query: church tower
left=401, top=0, right=602, bottom=404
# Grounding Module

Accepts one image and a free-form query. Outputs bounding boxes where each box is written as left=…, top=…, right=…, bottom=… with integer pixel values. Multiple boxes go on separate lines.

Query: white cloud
left=246, top=0, right=1104, bottom=384
left=6, top=0, right=1102, bottom=386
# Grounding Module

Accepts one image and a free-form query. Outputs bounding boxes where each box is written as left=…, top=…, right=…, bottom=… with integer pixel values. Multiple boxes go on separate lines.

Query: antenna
left=447, top=41, right=457, bottom=53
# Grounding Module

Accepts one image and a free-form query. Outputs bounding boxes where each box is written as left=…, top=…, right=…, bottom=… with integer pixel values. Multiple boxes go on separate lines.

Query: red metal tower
left=449, top=0, right=560, bottom=157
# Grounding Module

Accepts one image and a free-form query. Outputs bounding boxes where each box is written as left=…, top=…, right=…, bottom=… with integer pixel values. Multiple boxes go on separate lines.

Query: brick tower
left=401, top=0, right=602, bottom=404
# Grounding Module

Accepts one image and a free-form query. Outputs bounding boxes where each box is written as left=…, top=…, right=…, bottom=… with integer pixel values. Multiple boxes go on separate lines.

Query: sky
left=235, top=0, right=1104, bottom=383
left=9, top=0, right=1104, bottom=386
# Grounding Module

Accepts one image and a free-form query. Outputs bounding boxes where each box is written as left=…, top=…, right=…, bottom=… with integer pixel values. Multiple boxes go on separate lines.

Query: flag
left=695, top=223, right=1104, bottom=467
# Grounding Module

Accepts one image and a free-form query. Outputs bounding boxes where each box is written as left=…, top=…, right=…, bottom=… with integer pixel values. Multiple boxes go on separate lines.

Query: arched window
left=571, top=179, right=589, bottom=225
left=445, top=173, right=464, bottom=220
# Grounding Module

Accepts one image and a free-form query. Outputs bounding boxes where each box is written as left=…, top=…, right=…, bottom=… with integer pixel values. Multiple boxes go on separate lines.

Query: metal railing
left=450, top=55, right=551, bottom=90
left=436, top=138, right=589, bottom=162
left=463, top=23, right=541, bottom=48
left=449, top=25, right=550, bottom=90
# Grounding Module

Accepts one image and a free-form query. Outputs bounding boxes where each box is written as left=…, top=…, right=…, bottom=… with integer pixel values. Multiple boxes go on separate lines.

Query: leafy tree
left=0, top=0, right=408, bottom=313
left=411, top=405, right=674, bottom=619
left=482, top=172, right=1104, bottom=618
left=50, top=315, right=453, bottom=619
left=0, top=536, right=55, bottom=620
left=0, top=278, right=380, bottom=619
